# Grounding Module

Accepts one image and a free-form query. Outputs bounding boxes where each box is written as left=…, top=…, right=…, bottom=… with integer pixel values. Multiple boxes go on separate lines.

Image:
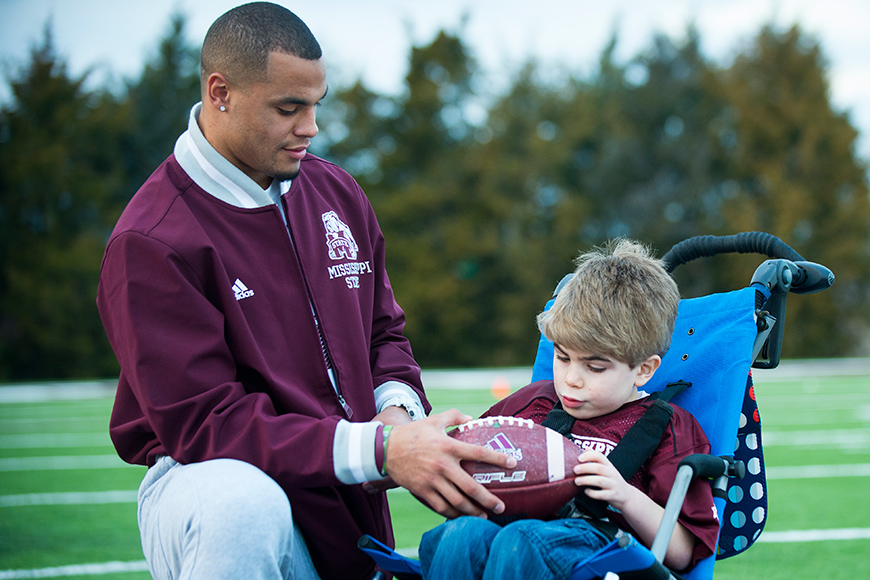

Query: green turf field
left=1, top=361, right=868, bottom=579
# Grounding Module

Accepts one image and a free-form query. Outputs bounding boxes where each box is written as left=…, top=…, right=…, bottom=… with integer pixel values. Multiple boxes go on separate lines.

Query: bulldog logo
left=322, top=211, right=359, bottom=261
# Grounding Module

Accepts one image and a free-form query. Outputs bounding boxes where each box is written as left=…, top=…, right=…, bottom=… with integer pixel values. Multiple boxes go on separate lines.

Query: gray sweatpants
left=137, top=456, right=321, bottom=579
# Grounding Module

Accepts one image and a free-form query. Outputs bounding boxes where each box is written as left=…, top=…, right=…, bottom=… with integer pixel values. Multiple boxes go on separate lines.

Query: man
left=96, top=3, right=513, bottom=579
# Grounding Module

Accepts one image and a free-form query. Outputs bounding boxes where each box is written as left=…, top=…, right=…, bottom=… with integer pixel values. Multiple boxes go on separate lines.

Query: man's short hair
left=537, top=239, right=680, bottom=368
left=201, top=2, right=322, bottom=89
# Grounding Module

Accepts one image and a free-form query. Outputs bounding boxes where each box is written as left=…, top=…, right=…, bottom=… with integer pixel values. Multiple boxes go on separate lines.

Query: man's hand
left=383, top=409, right=517, bottom=519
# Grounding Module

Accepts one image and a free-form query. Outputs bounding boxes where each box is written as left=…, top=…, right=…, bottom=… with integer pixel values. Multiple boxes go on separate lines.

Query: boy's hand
left=383, top=409, right=517, bottom=519
left=573, top=450, right=639, bottom=512
left=574, top=450, right=696, bottom=571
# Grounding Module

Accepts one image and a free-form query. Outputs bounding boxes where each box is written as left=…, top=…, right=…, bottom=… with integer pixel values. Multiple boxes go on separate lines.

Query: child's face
left=552, top=344, right=660, bottom=420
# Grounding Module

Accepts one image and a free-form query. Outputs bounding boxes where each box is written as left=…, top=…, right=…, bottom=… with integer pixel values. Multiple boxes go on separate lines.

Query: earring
left=219, top=105, right=226, bottom=112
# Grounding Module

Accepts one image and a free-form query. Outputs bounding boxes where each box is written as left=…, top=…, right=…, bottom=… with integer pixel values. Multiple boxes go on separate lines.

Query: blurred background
left=1, top=0, right=869, bottom=381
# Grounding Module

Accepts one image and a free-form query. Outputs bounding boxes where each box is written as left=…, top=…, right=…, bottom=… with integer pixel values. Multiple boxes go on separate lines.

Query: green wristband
left=381, top=425, right=393, bottom=477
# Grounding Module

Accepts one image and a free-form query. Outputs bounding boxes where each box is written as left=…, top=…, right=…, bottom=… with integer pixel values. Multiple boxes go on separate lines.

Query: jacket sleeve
left=98, top=230, right=355, bottom=488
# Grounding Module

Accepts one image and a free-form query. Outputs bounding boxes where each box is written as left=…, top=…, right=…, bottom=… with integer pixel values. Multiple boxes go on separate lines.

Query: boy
left=419, top=239, right=720, bottom=580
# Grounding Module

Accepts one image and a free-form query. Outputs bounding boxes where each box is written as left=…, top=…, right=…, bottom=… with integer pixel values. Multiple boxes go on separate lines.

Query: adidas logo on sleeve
left=232, top=279, right=255, bottom=301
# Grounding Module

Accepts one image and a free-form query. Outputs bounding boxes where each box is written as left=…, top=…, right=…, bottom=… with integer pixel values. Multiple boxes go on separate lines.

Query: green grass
left=712, top=540, right=870, bottom=580
left=0, top=397, right=149, bottom=579
left=0, top=503, right=142, bottom=569
left=1, top=363, right=868, bottom=578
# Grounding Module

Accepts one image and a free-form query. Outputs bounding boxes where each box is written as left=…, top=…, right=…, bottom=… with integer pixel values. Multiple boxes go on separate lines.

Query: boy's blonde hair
left=537, top=239, right=680, bottom=368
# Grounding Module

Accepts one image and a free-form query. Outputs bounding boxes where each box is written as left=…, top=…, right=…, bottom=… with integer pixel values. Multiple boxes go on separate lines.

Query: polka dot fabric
left=717, top=374, right=767, bottom=559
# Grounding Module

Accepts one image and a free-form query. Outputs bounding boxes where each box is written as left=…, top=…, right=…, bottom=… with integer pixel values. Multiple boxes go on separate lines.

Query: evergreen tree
left=121, top=13, right=201, bottom=200
left=716, top=25, right=870, bottom=357
left=0, top=27, right=125, bottom=379
left=317, top=23, right=870, bottom=365
left=311, top=79, right=398, bottom=204
left=377, top=31, right=492, bottom=365
left=462, top=62, right=596, bottom=364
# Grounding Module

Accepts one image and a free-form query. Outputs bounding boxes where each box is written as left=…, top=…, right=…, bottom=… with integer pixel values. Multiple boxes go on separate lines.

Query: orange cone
left=490, top=376, right=511, bottom=400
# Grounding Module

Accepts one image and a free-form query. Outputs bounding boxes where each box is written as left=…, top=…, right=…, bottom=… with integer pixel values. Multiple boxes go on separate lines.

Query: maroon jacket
left=485, top=380, right=719, bottom=570
left=97, top=152, right=427, bottom=579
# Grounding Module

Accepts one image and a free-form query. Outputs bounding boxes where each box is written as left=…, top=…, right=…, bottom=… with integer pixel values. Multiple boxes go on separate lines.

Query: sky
left=2, top=0, right=870, bottom=159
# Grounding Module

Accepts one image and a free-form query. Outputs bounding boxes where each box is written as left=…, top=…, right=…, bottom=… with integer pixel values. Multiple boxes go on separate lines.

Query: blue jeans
left=419, top=516, right=610, bottom=580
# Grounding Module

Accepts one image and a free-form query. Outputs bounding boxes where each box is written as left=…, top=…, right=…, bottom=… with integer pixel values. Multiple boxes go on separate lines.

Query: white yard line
left=3, top=458, right=865, bottom=507
left=0, top=381, right=117, bottom=403
left=0, top=560, right=148, bottom=579
left=762, top=429, right=870, bottom=449
left=0, top=455, right=135, bottom=472
left=0, top=490, right=137, bottom=507
left=0, top=433, right=108, bottom=449
left=765, top=463, right=870, bottom=479
left=757, top=528, right=870, bottom=543
left=752, top=358, right=870, bottom=380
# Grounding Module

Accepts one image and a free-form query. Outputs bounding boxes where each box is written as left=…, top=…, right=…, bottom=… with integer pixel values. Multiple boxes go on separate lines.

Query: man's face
left=219, top=52, right=327, bottom=189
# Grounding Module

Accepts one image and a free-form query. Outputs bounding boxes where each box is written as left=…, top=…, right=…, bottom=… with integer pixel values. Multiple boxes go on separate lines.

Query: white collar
left=173, top=103, right=292, bottom=209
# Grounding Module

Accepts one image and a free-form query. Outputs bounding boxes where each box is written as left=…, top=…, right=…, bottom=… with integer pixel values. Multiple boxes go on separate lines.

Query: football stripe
left=546, top=428, right=565, bottom=482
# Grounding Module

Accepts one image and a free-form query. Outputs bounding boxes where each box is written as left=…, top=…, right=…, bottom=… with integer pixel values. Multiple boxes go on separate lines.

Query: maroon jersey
left=485, top=380, right=719, bottom=570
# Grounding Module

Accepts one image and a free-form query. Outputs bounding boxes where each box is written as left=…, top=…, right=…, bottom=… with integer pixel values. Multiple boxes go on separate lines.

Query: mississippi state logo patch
left=322, top=211, right=358, bottom=261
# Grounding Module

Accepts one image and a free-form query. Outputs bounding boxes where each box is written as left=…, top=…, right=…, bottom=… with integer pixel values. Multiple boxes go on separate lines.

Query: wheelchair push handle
left=789, top=261, right=836, bottom=295
left=749, top=256, right=834, bottom=369
left=661, top=231, right=834, bottom=294
left=661, top=231, right=804, bottom=273
left=662, top=232, right=834, bottom=369
left=751, top=259, right=834, bottom=296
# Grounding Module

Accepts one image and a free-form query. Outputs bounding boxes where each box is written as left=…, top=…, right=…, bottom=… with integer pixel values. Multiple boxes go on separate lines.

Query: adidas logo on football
left=485, top=432, right=524, bottom=462
left=232, top=278, right=254, bottom=301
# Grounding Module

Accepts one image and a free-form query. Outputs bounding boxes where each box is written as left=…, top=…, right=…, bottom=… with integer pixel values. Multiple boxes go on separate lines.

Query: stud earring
left=219, top=105, right=226, bottom=112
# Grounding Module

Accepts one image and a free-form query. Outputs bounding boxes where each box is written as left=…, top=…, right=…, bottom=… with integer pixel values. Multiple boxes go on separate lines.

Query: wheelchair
left=361, top=232, right=834, bottom=580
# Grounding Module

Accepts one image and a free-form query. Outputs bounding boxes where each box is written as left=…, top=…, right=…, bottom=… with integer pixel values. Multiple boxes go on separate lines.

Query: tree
left=714, top=25, right=870, bottom=357
left=459, top=62, right=598, bottom=364
left=0, top=27, right=125, bottom=379
left=316, top=23, right=870, bottom=366
left=378, top=31, right=496, bottom=365
left=121, top=13, right=201, bottom=201
left=320, top=30, right=510, bottom=365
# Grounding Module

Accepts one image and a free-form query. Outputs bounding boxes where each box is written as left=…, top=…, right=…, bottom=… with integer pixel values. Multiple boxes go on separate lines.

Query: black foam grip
left=662, top=232, right=804, bottom=273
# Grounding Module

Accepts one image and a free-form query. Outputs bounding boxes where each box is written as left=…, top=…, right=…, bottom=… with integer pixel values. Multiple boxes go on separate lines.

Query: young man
left=96, top=3, right=513, bottom=579
left=419, top=239, right=720, bottom=580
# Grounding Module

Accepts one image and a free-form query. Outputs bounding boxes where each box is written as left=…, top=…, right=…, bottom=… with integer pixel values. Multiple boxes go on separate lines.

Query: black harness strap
left=542, top=380, right=691, bottom=521
left=608, top=380, right=690, bottom=479
left=606, top=398, right=675, bottom=480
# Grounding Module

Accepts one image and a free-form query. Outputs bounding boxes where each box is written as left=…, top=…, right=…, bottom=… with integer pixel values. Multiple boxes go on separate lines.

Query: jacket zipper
left=337, top=394, right=353, bottom=419
left=278, top=198, right=353, bottom=420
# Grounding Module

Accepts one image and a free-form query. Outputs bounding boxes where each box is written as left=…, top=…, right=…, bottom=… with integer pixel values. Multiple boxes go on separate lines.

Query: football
left=449, top=416, right=581, bottom=520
